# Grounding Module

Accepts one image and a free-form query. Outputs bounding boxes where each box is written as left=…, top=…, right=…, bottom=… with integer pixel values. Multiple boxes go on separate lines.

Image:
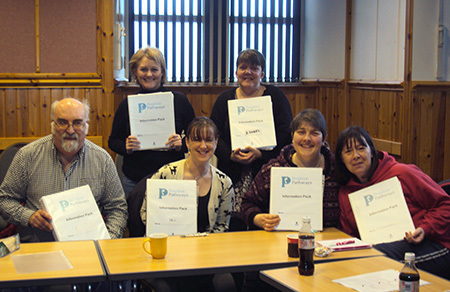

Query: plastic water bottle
left=399, top=252, right=420, bottom=292
left=298, top=216, right=314, bottom=275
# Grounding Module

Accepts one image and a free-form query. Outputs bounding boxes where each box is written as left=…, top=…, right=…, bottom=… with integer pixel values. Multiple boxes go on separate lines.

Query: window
left=129, top=0, right=300, bottom=84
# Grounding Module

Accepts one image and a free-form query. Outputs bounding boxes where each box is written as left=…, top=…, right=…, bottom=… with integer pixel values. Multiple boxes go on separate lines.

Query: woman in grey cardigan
left=140, top=116, right=234, bottom=233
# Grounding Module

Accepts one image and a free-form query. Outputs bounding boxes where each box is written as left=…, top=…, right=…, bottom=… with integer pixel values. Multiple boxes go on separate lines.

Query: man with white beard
left=0, top=98, right=128, bottom=242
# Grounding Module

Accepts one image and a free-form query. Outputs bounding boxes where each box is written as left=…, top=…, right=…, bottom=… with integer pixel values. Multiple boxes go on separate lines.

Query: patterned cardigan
left=140, top=159, right=234, bottom=233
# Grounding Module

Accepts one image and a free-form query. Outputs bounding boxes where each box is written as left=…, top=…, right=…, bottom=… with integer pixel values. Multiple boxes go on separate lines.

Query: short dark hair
left=335, top=126, right=379, bottom=184
left=236, top=49, right=266, bottom=72
left=291, top=108, right=327, bottom=138
left=186, top=116, right=219, bottom=141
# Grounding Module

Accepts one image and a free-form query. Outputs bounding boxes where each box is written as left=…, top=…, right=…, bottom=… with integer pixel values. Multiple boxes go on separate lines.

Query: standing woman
left=109, top=47, right=195, bottom=196
left=335, top=126, right=450, bottom=280
left=210, top=49, right=293, bottom=231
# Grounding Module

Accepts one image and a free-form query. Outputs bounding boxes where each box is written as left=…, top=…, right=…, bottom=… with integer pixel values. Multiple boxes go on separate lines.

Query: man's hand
left=404, top=227, right=425, bottom=244
left=28, top=210, right=53, bottom=232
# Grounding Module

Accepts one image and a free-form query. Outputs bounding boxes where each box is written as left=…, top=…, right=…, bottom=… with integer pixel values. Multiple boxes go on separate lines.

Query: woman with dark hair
left=241, top=108, right=340, bottom=231
left=210, top=49, right=293, bottom=231
left=335, top=125, right=450, bottom=280
left=109, top=47, right=195, bottom=196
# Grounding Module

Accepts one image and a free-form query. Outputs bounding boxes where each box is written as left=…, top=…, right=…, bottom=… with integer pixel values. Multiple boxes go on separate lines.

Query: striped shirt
left=0, top=135, right=128, bottom=242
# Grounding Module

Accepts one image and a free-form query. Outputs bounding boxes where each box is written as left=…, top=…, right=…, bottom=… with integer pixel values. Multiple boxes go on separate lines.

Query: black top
left=197, top=190, right=211, bottom=232
left=209, top=84, right=293, bottom=183
left=108, top=86, right=195, bottom=182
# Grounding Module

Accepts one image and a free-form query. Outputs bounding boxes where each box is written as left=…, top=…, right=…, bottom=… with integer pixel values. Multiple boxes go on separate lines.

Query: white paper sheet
left=12, top=250, right=73, bottom=274
left=348, top=177, right=415, bottom=244
left=146, top=179, right=197, bottom=236
left=333, top=269, right=430, bottom=292
left=228, top=96, right=276, bottom=150
left=269, top=167, right=323, bottom=231
left=128, top=92, right=175, bottom=150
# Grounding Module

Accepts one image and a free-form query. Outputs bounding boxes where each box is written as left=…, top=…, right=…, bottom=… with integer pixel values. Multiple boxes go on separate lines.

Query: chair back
left=439, top=179, right=450, bottom=196
left=0, top=142, right=27, bottom=236
left=0, top=142, right=28, bottom=185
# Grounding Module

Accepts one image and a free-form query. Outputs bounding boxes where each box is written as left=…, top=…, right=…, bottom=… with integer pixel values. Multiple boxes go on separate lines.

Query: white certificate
left=146, top=179, right=197, bottom=236
left=40, top=185, right=110, bottom=241
left=348, top=176, right=415, bottom=244
left=228, top=95, right=277, bottom=150
left=128, top=92, right=175, bottom=150
left=269, top=167, right=324, bottom=231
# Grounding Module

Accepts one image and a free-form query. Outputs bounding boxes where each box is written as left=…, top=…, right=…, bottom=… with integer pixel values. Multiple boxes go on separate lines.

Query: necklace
left=185, top=160, right=210, bottom=186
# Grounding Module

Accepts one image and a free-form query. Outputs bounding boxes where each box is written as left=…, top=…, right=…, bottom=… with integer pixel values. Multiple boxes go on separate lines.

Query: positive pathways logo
left=137, top=102, right=166, bottom=113
left=363, top=188, right=395, bottom=206
left=158, top=188, right=189, bottom=199
left=58, top=195, right=89, bottom=212
left=281, top=176, right=313, bottom=187
left=237, top=104, right=264, bottom=115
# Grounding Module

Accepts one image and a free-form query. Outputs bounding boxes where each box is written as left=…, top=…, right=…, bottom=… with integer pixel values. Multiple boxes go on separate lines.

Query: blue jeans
left=374, top=239, right=450, bottom=280
left=122, top=175, right=138, bottom=198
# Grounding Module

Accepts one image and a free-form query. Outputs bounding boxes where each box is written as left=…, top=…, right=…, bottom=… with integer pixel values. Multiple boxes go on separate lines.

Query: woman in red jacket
left=335, top=126, right=450, bottom=280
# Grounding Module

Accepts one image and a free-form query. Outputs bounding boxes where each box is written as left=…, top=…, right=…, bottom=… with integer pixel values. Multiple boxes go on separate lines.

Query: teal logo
left=138, top=103, right=146, bottom=113
left=237, top=106, right=245, bottom=115
left=281, top=176, right=291, bottom=187
left=364, top=194, right=374, bottom=206
left=159, top=188, right=168, bottom=199
left=59, top=200, right=69, bottom=211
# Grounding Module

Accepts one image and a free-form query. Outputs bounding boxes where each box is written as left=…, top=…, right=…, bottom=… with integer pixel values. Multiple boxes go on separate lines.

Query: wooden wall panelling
left=317, top=86, right=346, bottom=151
left=445, top=91, right=450, bottom=180
left=411, top=89, right=446, bottom=182
left=0, top=91, right=4, bottom=136
left=4, top=90, right=18, bottom=137
left=39, top=88, right=52, bottom=135
left=28, top=89, right=40, bottom=136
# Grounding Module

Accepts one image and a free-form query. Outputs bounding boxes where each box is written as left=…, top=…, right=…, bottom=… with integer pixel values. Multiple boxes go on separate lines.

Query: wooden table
left=97, top=228, right=383, bottom=281
left=260, top=256, right=450, bottom=292
left=0, top=240, right=105, bottom=288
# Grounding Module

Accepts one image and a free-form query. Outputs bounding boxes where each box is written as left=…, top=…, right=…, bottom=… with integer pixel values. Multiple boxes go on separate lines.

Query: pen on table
left=328, top=239, right=355, bottom=246
left=180, top=233, right=209, bottom=238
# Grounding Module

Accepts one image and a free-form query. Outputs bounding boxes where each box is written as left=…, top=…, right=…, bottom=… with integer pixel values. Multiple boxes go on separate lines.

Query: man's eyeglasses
left=53, top=119, right=86, bottom=131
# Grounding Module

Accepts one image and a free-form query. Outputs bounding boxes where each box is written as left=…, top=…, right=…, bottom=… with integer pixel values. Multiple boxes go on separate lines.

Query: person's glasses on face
left=54, top=119, right=86, bottom=131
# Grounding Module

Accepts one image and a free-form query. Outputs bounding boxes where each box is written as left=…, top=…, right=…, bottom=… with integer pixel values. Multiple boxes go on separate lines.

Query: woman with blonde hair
left=109, top=47, right=195, bottom=196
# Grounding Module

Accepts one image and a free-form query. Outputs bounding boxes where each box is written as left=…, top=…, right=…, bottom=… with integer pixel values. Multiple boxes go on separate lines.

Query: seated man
left=0, top=97, right=128, bottom=242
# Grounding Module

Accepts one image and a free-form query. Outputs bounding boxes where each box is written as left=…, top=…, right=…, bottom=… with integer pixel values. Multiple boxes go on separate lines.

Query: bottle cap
left=302, top=216, right=311, bottom=223
left=405, top=252, right=415, bottom=261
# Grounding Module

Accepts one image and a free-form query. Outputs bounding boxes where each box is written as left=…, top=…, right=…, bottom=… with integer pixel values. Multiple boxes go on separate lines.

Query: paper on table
left=317, top=237, right=372, bottom=251
left=11, top=250, right=73, bottom=274
left=128, top=92, right=175, bottom=150
left=332, top=269, right=430, bottom=292
left=269, top=167, right=324, bottom=231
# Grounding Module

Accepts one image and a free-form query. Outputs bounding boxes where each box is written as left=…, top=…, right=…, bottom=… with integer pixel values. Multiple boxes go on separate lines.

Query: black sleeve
left=108, top=98, right=130, bottom=156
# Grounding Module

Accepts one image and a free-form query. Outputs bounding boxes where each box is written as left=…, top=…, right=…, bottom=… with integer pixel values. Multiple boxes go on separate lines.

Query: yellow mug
left=142, top=233, right=168, bottom=259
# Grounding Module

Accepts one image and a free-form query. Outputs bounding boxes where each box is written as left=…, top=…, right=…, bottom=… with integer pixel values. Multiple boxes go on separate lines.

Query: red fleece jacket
left=339, top=151, right=450, bottom=249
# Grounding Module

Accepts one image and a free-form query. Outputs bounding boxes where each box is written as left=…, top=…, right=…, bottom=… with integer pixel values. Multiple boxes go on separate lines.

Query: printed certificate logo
left=137, top=102, right=165, bottom=113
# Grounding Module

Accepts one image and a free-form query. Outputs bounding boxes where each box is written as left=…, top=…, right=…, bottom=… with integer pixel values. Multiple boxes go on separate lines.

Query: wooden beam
left=0, top=136, right=103, bottom=150
left=372, top=138, right=402, bottom=156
